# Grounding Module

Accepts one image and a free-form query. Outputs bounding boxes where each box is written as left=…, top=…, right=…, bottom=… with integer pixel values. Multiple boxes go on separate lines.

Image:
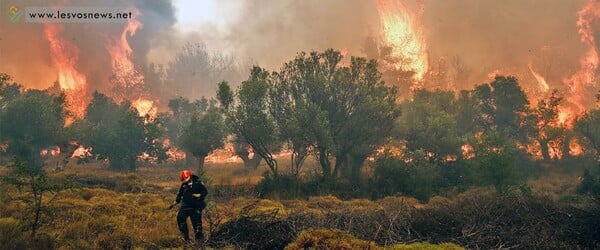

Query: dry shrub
left=426, top=196, right=452, bottom=208
left=114, top=173, right=145, bottom=193
left=232, top=198, right=288, bottom=219
left=376, top=196, right=420, bottom=211
left=97, top=232, right=134, bottom=250
left=306, top=195, right=343, bottom=210
left=285, top=229, right=380, bottom=250
left=0, top=217, right=26, bottom=249
left=61, top=220, right=90, bottom=241
left=2, top=199, right=27, bottom=218
left=209, top=212, right=295, bottom=249
left=344, top=199, right=383, bottom=213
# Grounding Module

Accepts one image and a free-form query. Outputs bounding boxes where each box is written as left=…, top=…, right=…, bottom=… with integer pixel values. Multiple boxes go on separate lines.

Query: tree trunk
left=236, top=149, right=262, bottom=169
left=562, top=135, right=572, bottom=160
left=31, top=179, right=42, bottom=238
left=197, top=155, right=206, bottom=173
left=185, top=150, right=195, bottom=169
left=246, top=155, right=262, bottom=169
left=539, top=139, right=551, bottom=161
left=318, top=148, right=332, bottom=179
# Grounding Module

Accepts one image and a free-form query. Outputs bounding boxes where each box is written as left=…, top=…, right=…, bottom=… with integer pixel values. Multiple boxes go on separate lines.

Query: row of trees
left=1, top=49, right=600, bottom=187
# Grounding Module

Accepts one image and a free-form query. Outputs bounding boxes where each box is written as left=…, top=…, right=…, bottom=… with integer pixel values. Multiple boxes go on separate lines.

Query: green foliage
left=219, top=68, right=281, bottom=175
left=396, top=89, right=463, bottom=161
left=373, top=150, right=441, bottom=202
left=179, top=106, right=226, bottom=172
left=577, top=167, right=600, bottom=197
left=74, top=92, right=167, bottom=171
left=0, top=89, right=67, bottom=168
left=217, top=80, right=234, bottom=110
left=0, top=73, right=22, bottom=108
left=575, top=109, right=600, bottom=159
left=3, top=160, right=69, bottom=238
left=472, top=133, right=523, bottom=193
left=272, top=49, right=400, bottom=180
left=459, top=76, right=529, bottom=141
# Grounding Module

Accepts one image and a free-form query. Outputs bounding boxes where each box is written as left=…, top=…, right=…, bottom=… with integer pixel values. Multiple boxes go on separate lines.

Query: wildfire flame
left=528, top=63, right=550, bottom=92
left=106, top=9, right=148, bottom=100
left=105, top=9, right=158, bottom=117
left=44, top=23, right=88, bottom=118
left=563, top=0, right=600, bottom=122
left=133, top=98, right=156, bottom=117
left=375, top=0, right=428, bottom=81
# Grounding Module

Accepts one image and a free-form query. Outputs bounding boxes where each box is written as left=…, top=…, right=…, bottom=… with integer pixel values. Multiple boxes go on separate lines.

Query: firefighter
left=169, top=170, right=208, bottom=245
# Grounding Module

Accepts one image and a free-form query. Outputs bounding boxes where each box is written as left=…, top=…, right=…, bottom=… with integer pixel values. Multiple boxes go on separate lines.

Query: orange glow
left=132, top=98, right=157, bottom=118
left=461, top=144, right=475, bottom=159
left=557, top=106, right=573, bottom=128
left=105, top=9, right=145, bottom=100
left=71, top=146, right=91, bottom=158
left=487, top=69, right=501, bottom=80
left=569, top=139, right=584, bottom=156
left=563, top=0, right=600, bottom=122
left=375, top=0, right=428, bottom=81
left=528, top=63, right=550, bottom=92
left=205, top=144, right=242, bottom=163
left=44, top=23, right=88, bottom=118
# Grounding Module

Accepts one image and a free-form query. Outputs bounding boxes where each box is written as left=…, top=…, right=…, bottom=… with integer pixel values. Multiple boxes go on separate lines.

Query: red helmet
left=180, top=170, right=192, bottom=182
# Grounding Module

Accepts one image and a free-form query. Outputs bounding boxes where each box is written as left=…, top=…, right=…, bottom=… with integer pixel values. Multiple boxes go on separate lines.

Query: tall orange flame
left=563, top=0, right=600, bottom=121
left=105, top=9, right=155, bottom=117
left=106, top=10, right=143, bottom=86
left=528, top=63, right=550, bottom=92
left=132, top=98, right=156, bottom=117
left=44, top=23, right=88, bottom=118
left=375, top=0, right=428, bottom=82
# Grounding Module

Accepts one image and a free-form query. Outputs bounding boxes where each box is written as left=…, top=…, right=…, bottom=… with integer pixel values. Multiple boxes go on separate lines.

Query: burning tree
left=72, top=92, right=167, bottom=171
left=527, top=90, right=568, bottom=160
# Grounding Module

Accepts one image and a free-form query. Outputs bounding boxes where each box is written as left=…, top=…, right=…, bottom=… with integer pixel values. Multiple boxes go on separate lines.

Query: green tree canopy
left=271, top=49, right=400, bottom=180
left=178, top=105, right=226, bottom=173
left=219, top=67, right=282, bottom=175
left=395, top=89, right=463, bottom=162
left=575, top=109, right=600, bottom=160
left=74, top=92, right=166, bottom=171
left=1, top=89, right=67, bottom=169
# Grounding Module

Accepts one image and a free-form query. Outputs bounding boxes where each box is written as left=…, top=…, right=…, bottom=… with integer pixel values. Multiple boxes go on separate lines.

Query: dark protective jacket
left=175, top=175, right=208, bottom=209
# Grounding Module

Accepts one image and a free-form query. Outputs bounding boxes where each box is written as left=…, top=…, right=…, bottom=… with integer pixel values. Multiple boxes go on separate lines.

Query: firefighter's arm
left=169, top=185, right=183, bottom=209
left=192, top=183, right=208, bottom=198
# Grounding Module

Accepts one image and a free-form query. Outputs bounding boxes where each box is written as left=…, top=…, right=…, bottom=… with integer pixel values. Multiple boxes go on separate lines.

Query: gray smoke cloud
left=1, top=0, right=598, bottom=109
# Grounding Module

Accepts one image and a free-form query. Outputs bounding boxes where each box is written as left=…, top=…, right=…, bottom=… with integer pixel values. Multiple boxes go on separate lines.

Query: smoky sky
left=0, top=0, right=175, bottom=95
left=0, top=0, right=597, bottom=108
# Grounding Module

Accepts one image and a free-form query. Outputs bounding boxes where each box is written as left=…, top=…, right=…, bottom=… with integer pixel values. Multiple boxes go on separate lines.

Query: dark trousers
left=177, top=207, right=203, bottom=242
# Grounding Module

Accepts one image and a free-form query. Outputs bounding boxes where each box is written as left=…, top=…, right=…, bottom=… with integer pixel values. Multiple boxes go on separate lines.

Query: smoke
left=1, top=0, right=599, bottom=112
left=0, top=0, right=175, bottom=96
left=423, top=0, right=586, bottom=91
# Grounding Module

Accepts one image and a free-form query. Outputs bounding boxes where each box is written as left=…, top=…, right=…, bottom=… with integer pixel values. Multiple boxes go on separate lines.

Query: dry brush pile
left=209, top=191, right=600, bottom=249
